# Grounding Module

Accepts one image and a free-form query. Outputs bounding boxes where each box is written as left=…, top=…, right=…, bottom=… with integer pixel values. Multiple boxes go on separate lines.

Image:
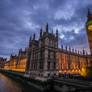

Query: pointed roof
left=46, top=23, right=48, bottom=33
left=88, top=8, right=91, bottom=15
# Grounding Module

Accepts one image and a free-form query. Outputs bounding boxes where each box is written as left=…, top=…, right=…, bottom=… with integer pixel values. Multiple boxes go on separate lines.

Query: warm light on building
left=4, top=48, right=27, bottom=72
left=1, top=9, right=92, bottom=77
left=58, top=47, right=92, bottom=75
left=4, top=57, right=27, bottom=72
left=80, top=67, right=87, bottom=77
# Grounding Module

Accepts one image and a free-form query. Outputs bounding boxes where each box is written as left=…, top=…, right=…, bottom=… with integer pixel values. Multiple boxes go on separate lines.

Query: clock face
left=88, top=25, right=92, bottom=31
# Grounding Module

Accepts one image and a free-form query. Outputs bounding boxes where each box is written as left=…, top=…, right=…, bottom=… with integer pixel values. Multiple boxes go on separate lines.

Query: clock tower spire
left=86, top=9, right=92, bottom=55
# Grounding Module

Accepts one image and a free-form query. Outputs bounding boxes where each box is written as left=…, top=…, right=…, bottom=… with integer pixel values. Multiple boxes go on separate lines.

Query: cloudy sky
left=0, top=0, right=92, bottom=59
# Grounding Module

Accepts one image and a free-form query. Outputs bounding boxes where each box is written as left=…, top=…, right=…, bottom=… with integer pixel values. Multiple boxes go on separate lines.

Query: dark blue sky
left=0, top=0, right=92, bottom=59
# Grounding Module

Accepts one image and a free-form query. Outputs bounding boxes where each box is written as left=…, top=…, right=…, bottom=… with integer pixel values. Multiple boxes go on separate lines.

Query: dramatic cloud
left=0, top=0, right=92, bottom=59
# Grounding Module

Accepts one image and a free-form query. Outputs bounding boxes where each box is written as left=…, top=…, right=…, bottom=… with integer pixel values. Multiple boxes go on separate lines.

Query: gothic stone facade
left=0, top=57, right=6, bottom=69
left=26, top=24, right=59, bottom=77
left=58, top=47, right=92, bottom=74
left=4, top=48, right=27, bottom=72
left=3, top=10, right=92, bottom=77
left=26, top=10, right=92, bottom=77
left=58, top=10, right=92, bottom=74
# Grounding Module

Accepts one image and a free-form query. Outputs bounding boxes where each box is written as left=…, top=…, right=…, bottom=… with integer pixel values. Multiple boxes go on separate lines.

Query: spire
left=65, top=46, right=67, bottom=51
left=72, top=48, right=74, bottom=53
left=19, top=48, right=22, bottom=52
left=33, top=33, right=35, bottom=40
left=29, top=36, right=31, bottom=42
left=56, top=29, right=58, bottom=39
left=29, top=36, right=31, bottom=47
left=52, top=29, right=53, bottom=34
left=61, top=45, right=63, bottom=50
left=40, top=28, right=42, bottom=38
left=46, top=23, right=48, bottom=33
left=10, top=54, right=13, bottom=60
left=88, top=8, right=91, bottom=15
left=75, top=49, right=77, bottom=53
left=10, top=54, right=12, bottom=57
left=69, top=46, right=71, bottom=52
left=78, top=50, right=79, bottom=54
left=83, top=48, right=85, bottom=55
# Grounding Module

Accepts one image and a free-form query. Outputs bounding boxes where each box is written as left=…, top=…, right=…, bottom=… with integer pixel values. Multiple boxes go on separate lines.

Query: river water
left=0, top=73, right=40, bottom=92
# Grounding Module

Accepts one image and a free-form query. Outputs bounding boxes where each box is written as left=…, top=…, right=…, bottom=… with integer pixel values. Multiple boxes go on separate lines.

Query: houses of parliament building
left=1, top=9, right=92, bottom=77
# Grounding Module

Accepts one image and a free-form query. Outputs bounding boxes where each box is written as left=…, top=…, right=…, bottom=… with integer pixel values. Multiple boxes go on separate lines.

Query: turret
left=61, top=45, right=63, bottom=50
left=19, top=48, right=22, bottom=52
left=33, top=33, right=35, bottom=40
left=83, top=48, right=85, bottom=55
left=75, top=49, right=77, bottom=53
left=65, top=46, right=67, bottom=51
left=78, top=50, right=79, bottom=54
left=46, top=23, right=48, bottom=33
left=72, top=48, right=74, bottom=53
left=19, top=48, right=22, bottom=56
left=10, top=54, right=13, bottom=60
left=39, top=28, right=42, bottom=47
left=40, top=28, right=42, bottom=38
left=56, top=29, right=58, bottom=39
left=88, top=9, right=91, bottom=16
left=29, top=36, right=31, bottom=47
left=69, top=46, right=71, bottom=52
left=10, top=54, right=12, bottom=58
left=52, top=29, right=53, bottom=34
left=87, top=9, right=92, bottom=21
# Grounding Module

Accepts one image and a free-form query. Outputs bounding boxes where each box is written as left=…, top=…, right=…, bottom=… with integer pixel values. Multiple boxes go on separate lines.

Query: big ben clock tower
left=86, top=9, right=92, bottom=55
